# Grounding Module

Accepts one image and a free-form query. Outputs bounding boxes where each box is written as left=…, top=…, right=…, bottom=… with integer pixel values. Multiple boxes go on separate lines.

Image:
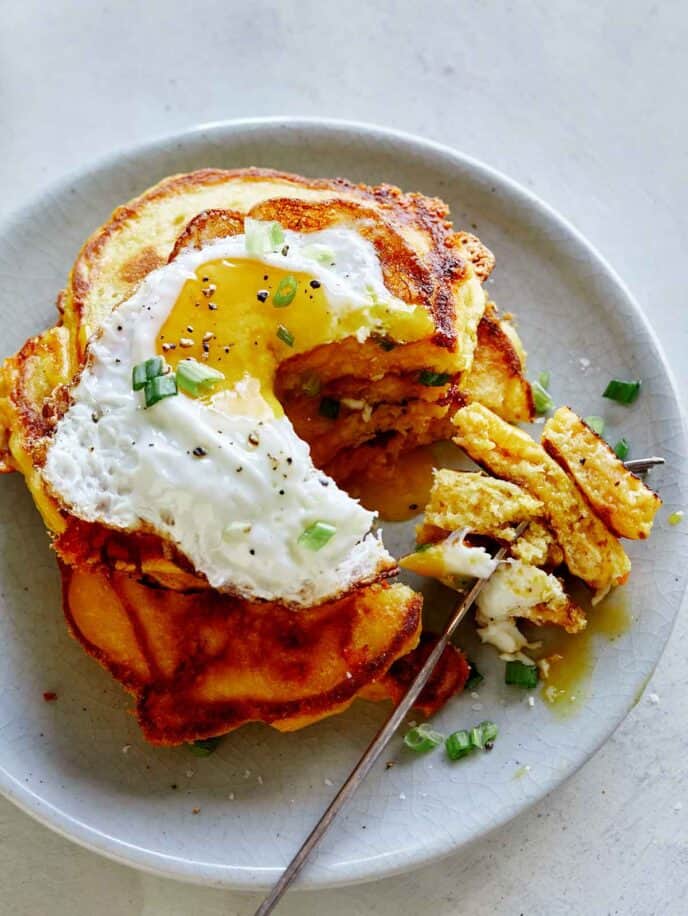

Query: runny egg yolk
left=156, top=257, right=433, bottom=416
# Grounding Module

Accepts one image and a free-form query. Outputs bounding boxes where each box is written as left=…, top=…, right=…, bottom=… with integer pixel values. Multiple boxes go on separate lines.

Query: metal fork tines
left=624, top=456, right=664, bottom=474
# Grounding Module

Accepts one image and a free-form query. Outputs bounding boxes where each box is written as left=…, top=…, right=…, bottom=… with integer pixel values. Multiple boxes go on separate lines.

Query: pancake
left=0, top=167, right=499, bottom=741
left=62, top=565, right=467, bottom=744
left=452, top=402, right=632, bottom=593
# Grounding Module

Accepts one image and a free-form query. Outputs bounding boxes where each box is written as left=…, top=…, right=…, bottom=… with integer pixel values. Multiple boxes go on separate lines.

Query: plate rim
left=0, top=115, right=686, bottom=890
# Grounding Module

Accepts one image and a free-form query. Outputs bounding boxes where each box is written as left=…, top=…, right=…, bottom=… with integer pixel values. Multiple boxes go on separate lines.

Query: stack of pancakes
left=0, top=169, right=533, bottom=743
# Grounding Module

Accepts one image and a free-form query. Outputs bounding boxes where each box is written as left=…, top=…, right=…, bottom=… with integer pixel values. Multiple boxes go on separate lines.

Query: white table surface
left=1, top=1, right=687, bottom=914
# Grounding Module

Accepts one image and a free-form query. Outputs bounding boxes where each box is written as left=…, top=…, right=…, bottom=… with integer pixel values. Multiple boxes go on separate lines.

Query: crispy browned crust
left=459, top=304, right=535, bottom=422
left=168, top=208, right=246, bottom=260
left=542, top=407, right=661, bottom=539
left=452, top=232, right=496, bottom=283
left=359, top=634, right=469, bottom=718
left=168, top=196, right=482, bottom=352
left=61, top=563, right=426, bottom=744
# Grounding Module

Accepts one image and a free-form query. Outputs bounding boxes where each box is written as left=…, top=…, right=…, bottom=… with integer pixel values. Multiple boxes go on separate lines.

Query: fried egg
left=42, top=222, right=434, bottom=607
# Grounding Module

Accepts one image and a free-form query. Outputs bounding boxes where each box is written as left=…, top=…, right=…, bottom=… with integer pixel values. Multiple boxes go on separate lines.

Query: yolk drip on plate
left=157, top=257, right=433, bottom=416
left=348, top=444, right=437, bottom=521
left=530, top=587, right=632, bottom=715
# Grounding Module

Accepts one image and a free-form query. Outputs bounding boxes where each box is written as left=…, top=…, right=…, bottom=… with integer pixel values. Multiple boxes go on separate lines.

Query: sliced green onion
left=188, top=736, right=222, bottom=757
left=403, top=723, right=444, bottom=753
left=418, top=370, right=452, bottom=387
left=301, top=373, right=321, bottom=397
left=365, top=282, right=381, bottom=305
left=413, top=542, right=433, bottom=553
left=132, top=356, right=165, bottom=391
left=302, top=243, right=335, bottom=265
left=584, top=415, right=605, bottom=436
left=273, top=275, right=298, bottom=307
left=245, top=219, right=284, bottom=257
left=465, top=661, right=484, bottom=691
left=176, top=358, right=224, bottom=397
left=144, top=374, right=177, bottom=408
left=538, top=370, right=551, bottom=389
left=268, top=222, right=285, bottom=248
left=469, top=720, right=498, bottom=750
left=505, top=660, right=539, bottom=688
left=298, top=521, right=337, bottom=550
left=668, top=510, right=684, bottom=526
left=276, top=324, right=294, bottom=347
left=445, top=729, right=473, bottom=761
left=603, top=378, right=641, bottom=405
left=531, top=380, right=554, bottom=414
left=318, top=396, right=340, bottom=420
left=614, top=437, right=630, bottom=460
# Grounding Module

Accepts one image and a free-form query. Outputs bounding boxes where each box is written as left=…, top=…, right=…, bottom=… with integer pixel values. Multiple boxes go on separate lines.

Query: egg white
left=42, top=224, right=414, bottom=607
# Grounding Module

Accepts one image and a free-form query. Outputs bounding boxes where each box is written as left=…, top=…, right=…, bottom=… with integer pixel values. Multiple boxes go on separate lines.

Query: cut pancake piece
left=414, top=468, right=543, bottom=544
left=451, top=403, right=631, bottom=592
left=458, top=304, right=534, bottom=423
left=62, top=565, right=432, bottom=744
left=508, top=520, right=564, bottom=568
left=542, top=406, right=661, bottom=539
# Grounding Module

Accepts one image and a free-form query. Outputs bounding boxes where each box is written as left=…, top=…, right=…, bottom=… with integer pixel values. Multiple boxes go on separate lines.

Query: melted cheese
left=475, top=560, right=565, bottom=659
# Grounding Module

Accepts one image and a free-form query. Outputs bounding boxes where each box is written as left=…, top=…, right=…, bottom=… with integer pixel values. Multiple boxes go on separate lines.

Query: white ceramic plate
left=0, top=119, right=686, bottom=890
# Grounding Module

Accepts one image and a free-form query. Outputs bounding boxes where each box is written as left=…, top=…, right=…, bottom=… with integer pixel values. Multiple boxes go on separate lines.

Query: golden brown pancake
left=1, top=167, right=502, bottom=742
left=62, top=565, right=467, bottom=744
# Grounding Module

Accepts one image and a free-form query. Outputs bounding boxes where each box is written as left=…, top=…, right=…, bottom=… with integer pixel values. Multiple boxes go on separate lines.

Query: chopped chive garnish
left=505, top=660, right=539, bottom=688
left=273, top=275, right=298, bottom=307
left=176, top=358, right=224, bottom=397
left=302, top=243, right=335, bottom=265
left=531, top=380, right=554, bottom=414
left=538, top=370, right=551, bottom=390
left=465, top=660, right=484, bottom=691
left=403, top=723, right=444, bottom=753
left=445, top=729, right=473, bottom=760
left=584, top=415, right=605, bottom=436
left=245, top=219, right=284, bottom=257
left=318, top=396, right=340, bottom=420
left=469, top=721, right=498, bottom=750
left=298, top=521, right=337, bottom=550
left=668, top=510, right=684, bottom=526
left=603, top=378, right=641, bottom=404
left=276, top=324, right=294, bottom=347
left=144, top=374, right=177, bottom=408
left=614, top=437, right=630, bottom=460
left=301, top=373, right=321, bottom=397
left=132, top=356, right=165, bottom=391
left=418, top=370, right=452, bottom=387
left=188, top=736, right=222, bottom=757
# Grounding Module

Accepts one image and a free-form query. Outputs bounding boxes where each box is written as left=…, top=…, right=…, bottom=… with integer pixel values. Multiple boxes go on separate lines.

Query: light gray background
left=1, top=1, right=686, bottom=914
